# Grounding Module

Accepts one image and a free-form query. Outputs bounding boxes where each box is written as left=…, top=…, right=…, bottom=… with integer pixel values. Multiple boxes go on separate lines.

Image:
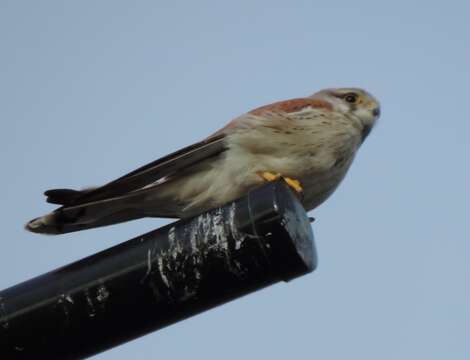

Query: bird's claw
left=283, top=177, right=303, bottom=194
left=256, top=171, right=303, bottom=194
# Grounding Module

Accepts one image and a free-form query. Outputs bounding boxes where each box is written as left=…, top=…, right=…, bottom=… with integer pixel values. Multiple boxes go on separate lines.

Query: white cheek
left=329, top=98, right=350, bottom=113
left=338, top=103, right=350, bottom=113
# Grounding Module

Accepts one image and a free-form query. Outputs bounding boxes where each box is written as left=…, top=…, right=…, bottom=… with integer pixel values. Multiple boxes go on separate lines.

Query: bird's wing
left=45, top=97, right=333, bottom=207
left=45, top=134, right=227, bottom=206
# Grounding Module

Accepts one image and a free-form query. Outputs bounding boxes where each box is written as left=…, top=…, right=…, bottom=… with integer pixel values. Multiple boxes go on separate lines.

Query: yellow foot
left=256, top=171, right=303, bottom=194
left=284, top=177, right=303, bottom=193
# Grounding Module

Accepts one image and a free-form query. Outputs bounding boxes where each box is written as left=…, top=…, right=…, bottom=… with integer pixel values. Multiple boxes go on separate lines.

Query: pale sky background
left=1, top=1, right=469, bottom=359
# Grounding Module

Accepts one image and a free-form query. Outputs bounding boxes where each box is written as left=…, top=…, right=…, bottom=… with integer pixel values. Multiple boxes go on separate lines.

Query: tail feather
left=26, top=213, right=64, bottom=235
left=44, top=188, right=95, bottom=205
left=26, top=186, right=181, bottom=235
left=25, top=208, right=143, bottom=235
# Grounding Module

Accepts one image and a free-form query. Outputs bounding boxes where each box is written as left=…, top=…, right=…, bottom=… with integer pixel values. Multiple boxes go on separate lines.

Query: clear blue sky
left=1, top=1, right=469, bottom=359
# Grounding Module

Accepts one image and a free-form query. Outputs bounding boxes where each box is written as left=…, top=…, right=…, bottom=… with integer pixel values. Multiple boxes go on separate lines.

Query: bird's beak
left=372, top=107, right=381, bottom=117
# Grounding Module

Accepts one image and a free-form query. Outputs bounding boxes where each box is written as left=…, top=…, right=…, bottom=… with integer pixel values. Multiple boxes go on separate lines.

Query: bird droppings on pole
left=0, top=180, right=317, bottom=360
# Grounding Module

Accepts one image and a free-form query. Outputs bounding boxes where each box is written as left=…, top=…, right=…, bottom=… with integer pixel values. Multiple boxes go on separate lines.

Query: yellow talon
left=257, top=171, right=303, bottom=194
left=284, top=177, right=303, bottom=193
left=257, top=171, right=281, bottom=182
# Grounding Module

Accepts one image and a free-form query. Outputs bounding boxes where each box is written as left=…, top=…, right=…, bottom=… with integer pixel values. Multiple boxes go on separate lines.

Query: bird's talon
left=257, top=171, right=303, bottom=194
left=257, top=171, right=281, bottom=182
left=283, top=177, right=303, bottom=193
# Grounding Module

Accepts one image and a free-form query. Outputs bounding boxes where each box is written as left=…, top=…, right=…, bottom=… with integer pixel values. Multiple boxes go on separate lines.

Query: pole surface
left=0, top=180, right=317, bottom=359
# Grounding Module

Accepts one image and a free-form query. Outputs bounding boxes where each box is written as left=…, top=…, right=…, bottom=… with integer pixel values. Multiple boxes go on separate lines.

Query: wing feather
left=46, top=134, right=227, bottom=206
left=46, top=97, right=331, bottom=206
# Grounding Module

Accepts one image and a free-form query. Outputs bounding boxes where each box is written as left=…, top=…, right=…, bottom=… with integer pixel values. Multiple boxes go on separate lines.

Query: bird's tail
left=25, top=209, right=144, bottom=235
left=25, top=193, right=149, bottom=235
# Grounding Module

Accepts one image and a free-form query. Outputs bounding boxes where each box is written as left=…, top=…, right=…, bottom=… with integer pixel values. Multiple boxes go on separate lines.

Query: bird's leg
left=256, top=171, right=303, bottom=194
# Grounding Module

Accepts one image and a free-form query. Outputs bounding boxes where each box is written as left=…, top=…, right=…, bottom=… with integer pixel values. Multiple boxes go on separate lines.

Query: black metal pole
left=0, top=180, right=317, bottom=359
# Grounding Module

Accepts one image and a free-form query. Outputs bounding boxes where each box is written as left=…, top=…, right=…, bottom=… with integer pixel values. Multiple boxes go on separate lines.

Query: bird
left=26, top=87, right=380, bottom=235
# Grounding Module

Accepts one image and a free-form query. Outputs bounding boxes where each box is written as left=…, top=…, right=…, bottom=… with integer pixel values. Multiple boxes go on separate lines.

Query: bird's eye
left=344, top=93, right=358, bottom=103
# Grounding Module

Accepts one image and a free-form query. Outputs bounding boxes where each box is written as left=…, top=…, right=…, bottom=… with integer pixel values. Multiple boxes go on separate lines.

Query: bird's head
left=311, top=87, right=380, bottom=139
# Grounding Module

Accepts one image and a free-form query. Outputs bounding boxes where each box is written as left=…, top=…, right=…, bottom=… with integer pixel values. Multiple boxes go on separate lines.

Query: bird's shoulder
left=248, top=97, right=333, bottom=116
left=208, top=97, right=338, bottom=139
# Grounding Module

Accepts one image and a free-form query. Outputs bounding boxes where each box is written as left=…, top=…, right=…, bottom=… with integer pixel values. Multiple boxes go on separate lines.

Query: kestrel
left=26, top=87, right=380, bottom=234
